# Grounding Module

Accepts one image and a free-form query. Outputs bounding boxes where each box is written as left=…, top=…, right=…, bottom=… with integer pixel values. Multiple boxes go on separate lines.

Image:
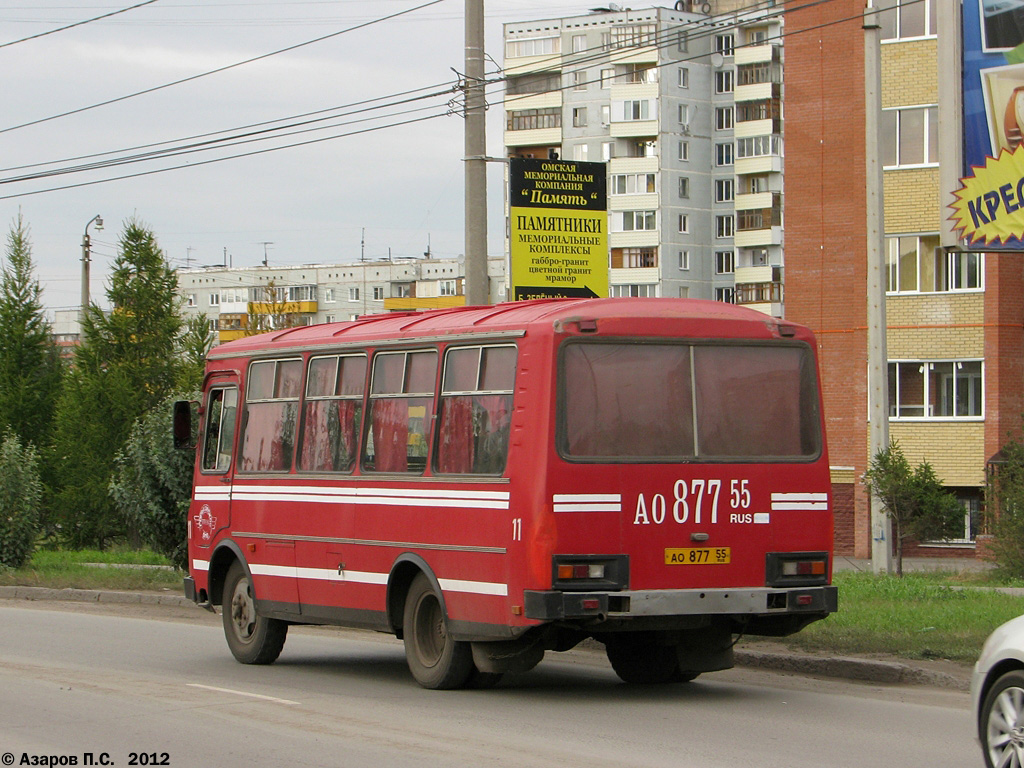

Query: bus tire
left=222, top=561, right=287, bottom=665
left=402, top=573, right=473, bottom=689
left=606, top=638, right=682, bottom=684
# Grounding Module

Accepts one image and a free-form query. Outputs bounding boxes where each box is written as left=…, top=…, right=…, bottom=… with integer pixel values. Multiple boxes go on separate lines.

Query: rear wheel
left=222, top=561, right=287, bottom=665
left=402, top=573, right=473, bottom=689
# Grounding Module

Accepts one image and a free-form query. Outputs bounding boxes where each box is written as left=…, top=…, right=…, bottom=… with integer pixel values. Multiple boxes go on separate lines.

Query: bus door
left=194, top=382, right=238, bottom=553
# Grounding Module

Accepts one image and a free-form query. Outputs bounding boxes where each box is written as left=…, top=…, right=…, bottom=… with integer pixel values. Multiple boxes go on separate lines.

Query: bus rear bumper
left=524, top=585, right=838, bottom=623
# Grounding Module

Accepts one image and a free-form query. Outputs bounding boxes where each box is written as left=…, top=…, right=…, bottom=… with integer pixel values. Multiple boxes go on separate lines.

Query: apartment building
left=785, top=0, right=1024, bottom=559
left=178, top=258, right=475, bottom=344
left=503, top=3, right=785, bottom=314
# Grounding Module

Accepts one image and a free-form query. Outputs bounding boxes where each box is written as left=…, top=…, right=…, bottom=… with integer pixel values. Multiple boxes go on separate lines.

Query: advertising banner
left=953, top=0, right=1024, bottom=246
left=508, top=158, right=609, bottom=300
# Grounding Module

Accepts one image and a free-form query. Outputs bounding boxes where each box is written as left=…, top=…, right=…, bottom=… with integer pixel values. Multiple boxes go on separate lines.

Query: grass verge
left=0, top=548, right=183, bottom=592
left=778, top=570, right=1024, bottom=663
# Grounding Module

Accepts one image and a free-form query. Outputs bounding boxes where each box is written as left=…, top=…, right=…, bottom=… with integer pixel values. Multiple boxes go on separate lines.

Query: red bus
left=179, top=298, right=837, bottom=689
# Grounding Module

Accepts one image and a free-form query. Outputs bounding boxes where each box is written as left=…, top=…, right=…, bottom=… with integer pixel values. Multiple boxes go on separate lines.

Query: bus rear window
left=560, top=341, right=820, bottom=462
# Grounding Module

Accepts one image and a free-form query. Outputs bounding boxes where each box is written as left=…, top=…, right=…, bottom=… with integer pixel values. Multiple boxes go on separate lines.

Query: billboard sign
left=508, top=158, right=609, bottom=300
left=953, top=0, right=1024, bottom=246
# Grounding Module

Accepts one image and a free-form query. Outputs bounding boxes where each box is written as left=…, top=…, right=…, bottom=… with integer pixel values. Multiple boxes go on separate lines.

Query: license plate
left=665, top=547, right=731, bottom=565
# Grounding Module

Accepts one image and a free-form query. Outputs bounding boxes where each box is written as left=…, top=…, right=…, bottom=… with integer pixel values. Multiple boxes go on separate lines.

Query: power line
left=0, top=0, right=160, bottom=49
left=0, top=0, right=448, bottom=135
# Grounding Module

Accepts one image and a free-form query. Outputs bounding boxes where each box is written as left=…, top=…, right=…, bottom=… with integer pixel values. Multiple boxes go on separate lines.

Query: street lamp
left=81, top=214, right=103, bottom=320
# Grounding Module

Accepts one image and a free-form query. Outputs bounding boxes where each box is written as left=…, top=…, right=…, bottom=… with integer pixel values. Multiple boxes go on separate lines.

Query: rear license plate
left=665, top=547, right=731, bottom=565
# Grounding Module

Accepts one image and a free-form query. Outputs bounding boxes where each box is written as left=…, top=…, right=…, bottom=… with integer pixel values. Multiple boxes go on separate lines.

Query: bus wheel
left=402, top=573, right=473, bottom=689
left=606, top=638, right=683, bottom=684
left=222, top=561, right=287, bottom=665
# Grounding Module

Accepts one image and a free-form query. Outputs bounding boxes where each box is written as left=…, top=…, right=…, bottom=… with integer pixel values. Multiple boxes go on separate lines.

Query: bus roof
left=207, top=297, right=806, bottom=359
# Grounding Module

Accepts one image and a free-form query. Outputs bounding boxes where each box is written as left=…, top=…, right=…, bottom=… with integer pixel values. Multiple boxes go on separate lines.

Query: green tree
left=986, top=434, right=1024, bottom=578
left=0, top=432, right=43, bottom=568
left=52, top=219, right=184, bottom=549
left=0, top=214, right=63, bottom=448
left=110, top=395, right=197, bottom=570
left=864, top=439, right=965, bottom=575
left=177, top=313, right=214, bottom=392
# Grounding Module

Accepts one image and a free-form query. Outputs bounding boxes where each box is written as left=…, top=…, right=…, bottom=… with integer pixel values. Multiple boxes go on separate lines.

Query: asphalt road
left=0, top=601, right=979, bottom=768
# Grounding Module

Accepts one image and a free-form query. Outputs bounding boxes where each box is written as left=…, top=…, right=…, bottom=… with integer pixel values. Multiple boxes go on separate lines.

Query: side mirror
left=173, top=400, right=195, bottom=448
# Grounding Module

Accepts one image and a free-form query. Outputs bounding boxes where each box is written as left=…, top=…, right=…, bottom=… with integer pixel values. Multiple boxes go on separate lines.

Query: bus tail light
left=765, top=552, right=830, bottom=587
left=552, top=555, right=629, bottom=591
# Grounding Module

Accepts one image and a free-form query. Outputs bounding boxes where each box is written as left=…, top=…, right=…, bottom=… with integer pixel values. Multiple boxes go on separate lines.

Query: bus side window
left=202, top=388, right=238, bottom=473
left=299, top=354, right=367, bottom=472
left=363, top=350, right=438, bottom=474
left=240, top=359, right=302, bottom=472
left=436, top=345, right=516, bottom=475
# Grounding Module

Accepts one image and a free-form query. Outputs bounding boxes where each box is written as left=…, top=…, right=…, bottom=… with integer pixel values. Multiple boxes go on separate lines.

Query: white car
left=972, top=614, right=1024, bottom=768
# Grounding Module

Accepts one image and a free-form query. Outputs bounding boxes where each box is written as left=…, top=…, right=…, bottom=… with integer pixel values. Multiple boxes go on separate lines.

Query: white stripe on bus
left=553, top=503, right=622, bottom=513
left=246, top=563, right=506, bottom=596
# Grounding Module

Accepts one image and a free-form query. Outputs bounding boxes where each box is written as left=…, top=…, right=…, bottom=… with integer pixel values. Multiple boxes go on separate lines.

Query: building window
left=716, top=142, right=734, bottom=166
left=716, top=33, right=735, bottom=56
left=506, top=72, right=560, bottom=95
left=749, top=175, right=769, bottom=194
left=715, top=70, right=734, bottom=94
left=737, top=62, right=780, bottom=86
left=882, top=106, right=938, bottom=167
left=573, top=71, right=587, bottom=91
left=943, top=250, right=984, bottom=291
left=715, top=106, right=734, bottom=131
left=885, top=235, right=983, bottom=292
left=506, top=36, right=560, bottom=58
left=572, top=107, right=587, bottom=127
left=620, top=210, right=657, bottom=231
left=573, top=143, right=589, bottom=161
left=715, top=178, right=734, bottom=202
left=677, top=29, right=688, bottom=52
left=715, top=250, right=735, bottom=274
left=348, top=287, right=359, bottom=301
left=748, top=27, right=770, bottom=44
left=678, top=67, right=689, bottom=88
left=613, top=247, right=657, bottom=268
left=324, top=288, right=335, bottom=303
left=619, top=99, right=653, bottom=121
left=609, top=23, right=657, bottom=49
left=507, top=107, right=561, bottom=131
left=440, top=280, right=457, bottom=296
left=601, top=105, right=611, bottom=126
left=611, top=173, right=656, bottom=195
left=678, top=177, right=689, bottom=198
left=679, top=104, right=690, bottom=126
left=678, top=214, right=689, bottom=234
left=373, top=286, right=384, bottom=300
left=888, top=360, right=983, bottom=419
left=325, top=314, right=335, bottom=323
left=737, top=99, right=780, bottom=123
left=572, top=34, right=586, bottom=53
left=187, top=294, right=196, bottom=307
left=601, top=67, right=615, bottom=88
left=209, top=293, right=220, bottom=306
left=611, top=283, right=658, bottom=297
left=737, top=134, right=782, bottom=158
left=716, top=215, right=735, bottom=238
left=627, top=139, right=657, bottom=157
left=602, top=140, right=615, bottom=160
left=678, top=250, right=690, bottom=270
left=880, top=0, right=936, bottom=40
left=715, top=287, right=735, bottom=303
left=679, top=140, right=689, bottom=161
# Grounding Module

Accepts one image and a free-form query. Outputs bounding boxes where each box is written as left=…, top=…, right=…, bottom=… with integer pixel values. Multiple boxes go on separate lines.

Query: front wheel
left=222, top=561, right=287, bottom=665
left=980, top=670, right=1024, bottom=768
left=402, top=573, right=473, bottom=689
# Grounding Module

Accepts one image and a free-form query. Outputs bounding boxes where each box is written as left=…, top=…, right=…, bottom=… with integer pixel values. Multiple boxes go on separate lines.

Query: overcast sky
left=0, top=0, right=587, bottom=314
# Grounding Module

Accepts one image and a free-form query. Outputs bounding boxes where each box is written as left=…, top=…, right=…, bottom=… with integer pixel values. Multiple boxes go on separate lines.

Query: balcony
left=734, top=43, right=779, bottom=66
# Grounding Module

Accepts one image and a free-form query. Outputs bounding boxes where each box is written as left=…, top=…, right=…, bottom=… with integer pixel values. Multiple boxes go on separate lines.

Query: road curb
left=0, top=586, right=971, bottom=689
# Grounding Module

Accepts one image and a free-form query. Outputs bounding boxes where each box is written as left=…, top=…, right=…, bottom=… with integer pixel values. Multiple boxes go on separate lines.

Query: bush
left=109, top=395, right=197, bottom=570
left=0, top=433, right=43, bottom=568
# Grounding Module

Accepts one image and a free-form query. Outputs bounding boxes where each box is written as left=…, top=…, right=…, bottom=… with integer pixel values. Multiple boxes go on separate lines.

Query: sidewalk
left=833, top=555, right=992, bottom=573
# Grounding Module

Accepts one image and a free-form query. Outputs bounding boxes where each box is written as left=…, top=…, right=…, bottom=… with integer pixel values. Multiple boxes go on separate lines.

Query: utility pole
left=464, top=0, right=488, bottom=305
left=864, top=0, right=892, bottom=574
left=81, top=214, right=103, bottom=323
left=259, top=241, right=274, bottom=267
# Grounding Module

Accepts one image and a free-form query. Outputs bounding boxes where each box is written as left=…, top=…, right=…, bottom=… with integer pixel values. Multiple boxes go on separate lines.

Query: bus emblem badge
left=194, top=505, right=217, bottom=542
